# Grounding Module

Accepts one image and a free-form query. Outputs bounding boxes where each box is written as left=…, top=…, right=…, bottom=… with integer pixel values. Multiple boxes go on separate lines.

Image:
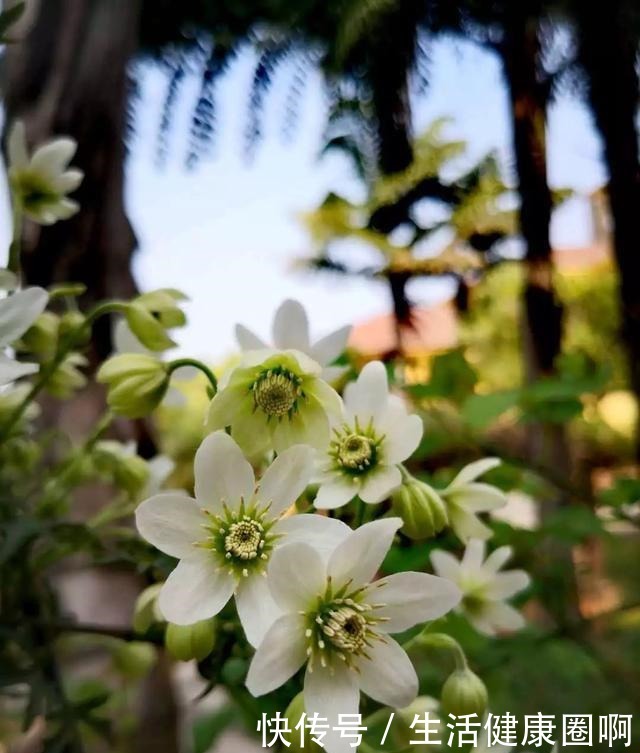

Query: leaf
left=542, top=507, right=604, bottom=543
left=0, top=518, right=43, bottom=563
left=0, top=1, right=25, bottom=42
left=462, top=389, right=520, bottom=429
left=192, top=707, right=239, bottom=753
left=598, top=477, right=640, bottom=508
left=408, top=348, right=477, bottom=404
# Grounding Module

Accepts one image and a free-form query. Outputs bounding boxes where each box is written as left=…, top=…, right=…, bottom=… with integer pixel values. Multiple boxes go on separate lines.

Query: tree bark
left=2, top=0, right=139, bottom=360
left=573, top=1, right=640, bottom=460
left=500, top=8, right=582, bottom=632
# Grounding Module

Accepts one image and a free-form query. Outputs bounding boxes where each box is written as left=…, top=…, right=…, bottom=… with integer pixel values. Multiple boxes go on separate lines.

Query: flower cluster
left=131, top=300, right=531, bottom=752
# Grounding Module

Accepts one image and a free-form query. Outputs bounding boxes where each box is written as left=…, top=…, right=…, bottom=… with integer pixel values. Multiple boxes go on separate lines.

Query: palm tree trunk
left=573, top=1, right=640, bottom=460
left=500, top=9, right=582, bottom=632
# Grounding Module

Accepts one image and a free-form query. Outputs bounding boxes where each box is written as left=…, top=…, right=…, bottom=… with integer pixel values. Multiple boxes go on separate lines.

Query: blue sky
left=2, top=35, right=607, bottom=361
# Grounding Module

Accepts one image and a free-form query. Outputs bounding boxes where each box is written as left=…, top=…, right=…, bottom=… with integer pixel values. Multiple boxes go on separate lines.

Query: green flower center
left=200, top=502, right=276, bottom=578
left=252, top=368, right=302, bottom=418
left=224, top=519, right=264, bottom=560
left=329, top=419, right=384, bottom=476
left=336, top=434, right=375, bottom=470
left=305, top=583, right=389, bottom=670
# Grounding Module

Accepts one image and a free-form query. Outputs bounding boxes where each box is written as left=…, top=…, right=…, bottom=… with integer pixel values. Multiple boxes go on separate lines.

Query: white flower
left=207, top=349, right=342, bottom=458
left=246, top=518, right=461, bottom=753
left=236, top=299, right=351, bottom=382
left=439, top=459, right=507, bottom=542
left=0, top=285, right=49, bottom=386
left=135, top=431, right=350, bottom=647
left=314, top=361, right=423, bottom=509
left=7, top=121, right=83, bottom=225
left=431, top=539, right=530, bottom=636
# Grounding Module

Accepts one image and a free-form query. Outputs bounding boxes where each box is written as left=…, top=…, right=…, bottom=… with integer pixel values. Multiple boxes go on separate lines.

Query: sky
left=2, top=35, right=608, bottom=362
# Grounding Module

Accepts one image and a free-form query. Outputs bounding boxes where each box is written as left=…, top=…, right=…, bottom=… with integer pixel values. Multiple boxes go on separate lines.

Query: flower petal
left=328, top=518, right=402, bottom=590
left=158, top=555, right=235, bottom=625
left=272, top=398, right=330, bottom=453
left=30, top=137, right=77, bottom=176
left=448, top=458, right=501, bottom=489
left=0, top=354, right=39, bottom=386
left=343, top=360, right=389, bottom=423
left=135, top=492, right=206, bottom=558
left=258, top=444, right=315, bottom=517
left=359, top=465, right=402, bottom=504
left=310, top=325, right=351, bottom=367
left=194, top=431, right=255, bottom=513
left=206, top=383, right=248, bottom=430
left=308, top=377, right=344, bottom=418
left=246, top=614, right=307, bottom=696
left=268, top=542, right=326, bottom=612
left=272, top=300, right=310, bottom=351
left=486, top=570, right=530, bottom=600
left=369, top=572, right=461, bottom=633
left=235, top=573, right=283, bottom=648
left=304, top=662, right=359, bottom=753
left=482, top=546, right=513, bottom=574
left=449, top=506, right=493, bottom=543
left=430, top=550, right=461, bottom=582
left=273, top=514, right=351, bottom=560
left=447, top=482, right=507, bottom=513
left=382, top=413, right=423, bottom=465
left=471, top=601, right=526, bottom=635
left=7, top=121, right=28, bottom=169
left=314, top=477, right=358, bottom=510
left=235, top=323, right=267, bottom=351
left=461, top=539, right=487, bottom=571
left=0, top=287, right=49, bottom=346
left=356, top=637, right=418, bottom=708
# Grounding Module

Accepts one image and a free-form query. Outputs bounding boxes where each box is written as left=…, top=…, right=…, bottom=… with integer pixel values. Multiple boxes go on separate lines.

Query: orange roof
left=552, top=242, right=611, bottom=272
left=349, top=301, right=458, bottom=357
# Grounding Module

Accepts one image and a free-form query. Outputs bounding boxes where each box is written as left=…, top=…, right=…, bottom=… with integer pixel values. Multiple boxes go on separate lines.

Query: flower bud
left=46, top=352, right=88, bottom=398
left=58, top=310, right=87, bottom=340
left=393, top=697, right=441, bottom=749
left=20, top=312, right=59, bottom=359
left=125, top=289, right=187, bottom=352
left=97, top=354, right=169, bottom=418
left=440, top=668, right=488, bottom=719
left=133, top=584, right=164, bottom=634
left=392, top=476, right=448, bottom=540
left=111, top=640, right=156, bottom=679
left=165, top=619, right=217, bottom=662
left=93, top=440, right=150, bottom=496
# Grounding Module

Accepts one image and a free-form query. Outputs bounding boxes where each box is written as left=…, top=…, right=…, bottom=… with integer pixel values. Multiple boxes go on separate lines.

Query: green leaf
left=598, top=477, right=640, bottom=508
left=0, top=518, right=43, bottom=563
left=462, top=389, right=520, bottom=429
left=542, top=507, right=604, bottom=543
left=0, top=2, right=25, bottom=41
left=408, top=348, right=478, bottom=404
left=193, top=707, right=238, bottom=753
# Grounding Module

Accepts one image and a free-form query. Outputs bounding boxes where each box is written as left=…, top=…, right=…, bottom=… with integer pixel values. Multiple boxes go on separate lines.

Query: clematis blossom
left=431, top=539, right=530, bottom=636
left=246, top=518, right=461, bottom=753
left=136, top=431, right=350, bottom=647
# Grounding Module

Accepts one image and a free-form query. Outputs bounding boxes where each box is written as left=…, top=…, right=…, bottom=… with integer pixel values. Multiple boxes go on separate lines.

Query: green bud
left=392, top=476, right=449, bottom=540
left=133, top=584, right=164, bottom=634
left=97, top=353, right=169, bottom=418
left=58, top=310, right=87, bottom=340
left=125, top=289, right=187, bottom=352
left=391, top=697, right=441, bottom=750
left=48, top=283, right=87, bottom=299
left=441, top=668, right=488, bottom=719
left=20, top=311, right=59, bottom=359
left=111, top=641, right=156, bottom=679
left=165, top=619, right=217, bottom=662
left=93, top=440, right=150, bottom=496
left=46, top=352, right=88, bottom=398
left=220, top=656, right=248, bottom=686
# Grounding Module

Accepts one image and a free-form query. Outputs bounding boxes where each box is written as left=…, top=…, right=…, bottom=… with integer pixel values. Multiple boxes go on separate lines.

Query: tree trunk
left=2, top=0, right=139, bottom=360
left=500, top=9, right=582, bottom=632
left=573, top=1, right=640, bottom=460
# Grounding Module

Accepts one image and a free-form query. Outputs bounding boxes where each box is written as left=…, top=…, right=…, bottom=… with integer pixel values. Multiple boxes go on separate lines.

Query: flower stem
left=167, top=357, right=217, bottom=394
left=8, top=200, right=23, bottom=279
left=0, top=301, right=125, bottom=441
